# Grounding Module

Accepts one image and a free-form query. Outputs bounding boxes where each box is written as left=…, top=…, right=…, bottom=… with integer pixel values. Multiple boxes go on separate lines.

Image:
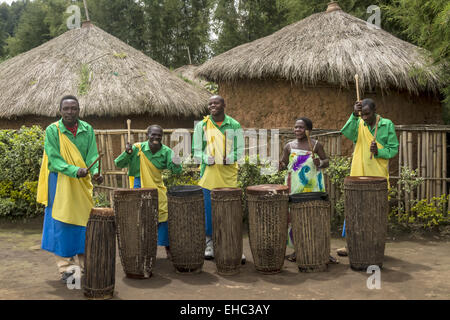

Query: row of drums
left=83, top=176, right=389, bottom=299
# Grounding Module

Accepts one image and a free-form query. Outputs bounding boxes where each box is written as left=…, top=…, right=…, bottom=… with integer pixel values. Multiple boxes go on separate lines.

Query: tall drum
left=211, top=188, right=243, bottom=276
left=247, top=184, right=289, bottom=274
left=83, top=207, right=116, bottom=300
left=113, top=188, right=159, bottom=279
left=168, top=185, right=205, bottom=273
left=344, top=176, right=389, bottom=271
left=289, top=192, right=330, bottom=272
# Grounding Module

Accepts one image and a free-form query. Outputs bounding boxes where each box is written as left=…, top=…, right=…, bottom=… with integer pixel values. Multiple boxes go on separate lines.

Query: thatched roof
left=196, top=2, right=442, bottom=95
left=0, top=22, right=209, bottom=119
left=173, top=64, right=208, bottom=88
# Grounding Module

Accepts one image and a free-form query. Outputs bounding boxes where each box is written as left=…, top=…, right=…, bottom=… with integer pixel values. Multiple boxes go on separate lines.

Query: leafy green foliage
left=78, top=63, right=91, bottom=96
left=0, top=126, right=45, bottom=218
left=383, top=0, right=450, bottom=123
left=324, top=156, right=351, bottom=231
left=390, top=194, right=449, bottom=230
left=204, top=81, right=218, bottom=94
left=238, top=155, right=287, bottom=222
left=93, top=191, right=111, bottom=208
left=162, top=159, right=200, bottom=190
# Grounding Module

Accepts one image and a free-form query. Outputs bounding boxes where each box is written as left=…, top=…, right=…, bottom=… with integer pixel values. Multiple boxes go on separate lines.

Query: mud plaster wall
left=219, top=79, right=443, bottom=177
left=219, top=79, right=443, bottom=130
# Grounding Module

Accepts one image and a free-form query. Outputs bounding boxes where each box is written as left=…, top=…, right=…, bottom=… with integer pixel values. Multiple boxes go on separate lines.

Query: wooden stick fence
left=94, top=126, right=449, bottom=214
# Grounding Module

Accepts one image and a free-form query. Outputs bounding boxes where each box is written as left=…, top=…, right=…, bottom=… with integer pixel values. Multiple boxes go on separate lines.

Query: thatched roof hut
left=0, top=21, right=209, bottom=130
left=173, top=64, right=208, bottom=88
left=195, top=1, right=443, bottom=129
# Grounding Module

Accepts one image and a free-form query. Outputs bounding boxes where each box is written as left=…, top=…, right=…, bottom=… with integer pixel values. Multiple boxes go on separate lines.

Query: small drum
left=83, top=207, right=116, bottom=300
left=211, top=188, right=243, bottom=275
left=344, top=176, right=389, bottom=271
left=168, top=185, right=205, bottom=273
left=246, top=184, right=289, bottom=274
left=113, top=188, right=158, bottom=279
left=289, top=192, right=330, bottom=272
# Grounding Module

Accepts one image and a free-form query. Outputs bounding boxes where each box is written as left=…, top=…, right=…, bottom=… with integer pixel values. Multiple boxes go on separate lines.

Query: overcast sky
left=0, top=0, right=16, bottom=5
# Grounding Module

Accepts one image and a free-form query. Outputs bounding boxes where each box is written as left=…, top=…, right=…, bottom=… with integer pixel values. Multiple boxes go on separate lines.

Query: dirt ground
left=1, top=217, right=449, bottom=300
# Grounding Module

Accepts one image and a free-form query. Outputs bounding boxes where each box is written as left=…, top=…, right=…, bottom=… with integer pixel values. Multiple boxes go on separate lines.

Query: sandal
left=328, top=255, right=339, bottom=264
left=285, top=252, right=296, bottom=262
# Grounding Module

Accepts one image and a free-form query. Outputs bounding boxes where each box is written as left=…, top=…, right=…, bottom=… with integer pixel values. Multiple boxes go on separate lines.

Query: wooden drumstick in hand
left=370, top=115, right=380, bottom=160
left=305, top=130, right=315, bottom=158
left=355, top=74, right=361, bottom=116
left=127, top=119, right=131, bottom=144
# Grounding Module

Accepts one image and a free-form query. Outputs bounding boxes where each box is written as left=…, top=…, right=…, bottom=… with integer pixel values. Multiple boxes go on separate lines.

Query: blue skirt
left=41, top=172, right=86, bottom=257
left=133, top=177, right=169, bottom=246
left=202, top=188, right=212, bottom=237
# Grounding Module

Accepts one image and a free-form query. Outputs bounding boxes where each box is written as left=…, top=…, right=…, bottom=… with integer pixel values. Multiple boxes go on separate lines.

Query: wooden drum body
left=289, top=192, right=330, bottom=272
left=344, top=176, right=388, bottom=271
left=168, top=185, right=205, bottom=273
left=211, top=188, right=243, bottom=276
left=113, top=188, right=158, bottom=279
left=83, top=207, right=116, bottom=300
left=247, top=184, right=289, bottom=274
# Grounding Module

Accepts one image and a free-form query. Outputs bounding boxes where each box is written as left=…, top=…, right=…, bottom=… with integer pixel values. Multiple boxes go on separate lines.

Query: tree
left=383, top=0, right=450, bottom=123
left=211, top=0, right=245, bottom=55
left=5, top=0, right=71, bottom=57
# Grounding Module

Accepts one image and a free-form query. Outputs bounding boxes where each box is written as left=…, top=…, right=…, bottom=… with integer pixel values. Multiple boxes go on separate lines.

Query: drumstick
left=87, top=153, right=104, bottom=172
left=355, top=74, right=361, bottom=116
left=305, top=130, right=315, bottom=158
left=370, top=115, right=380, bottom=159
left=126, top=119, right=131, bottom=144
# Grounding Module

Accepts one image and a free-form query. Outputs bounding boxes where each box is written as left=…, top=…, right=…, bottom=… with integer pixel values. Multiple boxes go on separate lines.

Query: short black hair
left=361, top=98, right=376, bottom=110
left=147, top=124, right=163, bottom=135
left=296, top=117, right=313, bottom=131
left=209, top=95, right=225, bottom=104
left=60, top=95, right=79, bottom=110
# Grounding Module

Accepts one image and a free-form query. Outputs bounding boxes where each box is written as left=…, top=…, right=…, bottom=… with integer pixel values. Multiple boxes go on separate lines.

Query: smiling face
left=60, top=99, right=80, bottom=127
left=208, top=96, right=225, bottom=118
left=147, top=126, right=163, bottom=146
left=294, top=120, right=307, bottom=139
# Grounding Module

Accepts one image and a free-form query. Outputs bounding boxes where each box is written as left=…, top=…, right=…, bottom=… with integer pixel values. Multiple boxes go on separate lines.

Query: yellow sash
left=350, top=118, right=389, bottom=178
left=36, top=122, right=94, bottom=226
left=198, top=116, right=238, bottom=190
left=134, top=143, right=168, bottom=223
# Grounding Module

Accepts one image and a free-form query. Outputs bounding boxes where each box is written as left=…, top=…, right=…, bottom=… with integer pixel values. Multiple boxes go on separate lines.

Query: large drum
left=168, top=185, right=205, bottom=273
left=289, top=192, right=331, bottom=272
left=211, top=188, right=243, bottom=276
left=344, top=176, right=389, bottom=271
left=247, top=184, right=289, bottom=274
left=83, top=207, right=116, bottom=300
left=113, top=188, right=158, bottom=279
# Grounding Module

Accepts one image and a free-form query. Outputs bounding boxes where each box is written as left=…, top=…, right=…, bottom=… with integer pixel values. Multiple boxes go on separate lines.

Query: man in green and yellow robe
left=37, top=95, right=103, bottom=282
left=192, top=95, right=244, bottom=260
left=114, top=125, right=182, bottom=259
left=337, top=98, right=399, bottom=256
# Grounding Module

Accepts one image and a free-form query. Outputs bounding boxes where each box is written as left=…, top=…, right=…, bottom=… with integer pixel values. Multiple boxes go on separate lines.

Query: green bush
left=0, top=126, right=45, bottom=219
left=238, top=155, right=287, bottom=223
left=162, top=157, right=200, bottom=190
left=324, top=156, right=351, bottom=232
left=390, top=194, right=449, bottom=231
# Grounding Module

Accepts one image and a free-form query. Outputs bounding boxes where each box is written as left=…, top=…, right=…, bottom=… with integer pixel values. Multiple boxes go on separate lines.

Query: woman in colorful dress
left=279, top=117, right=335, bottom=263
